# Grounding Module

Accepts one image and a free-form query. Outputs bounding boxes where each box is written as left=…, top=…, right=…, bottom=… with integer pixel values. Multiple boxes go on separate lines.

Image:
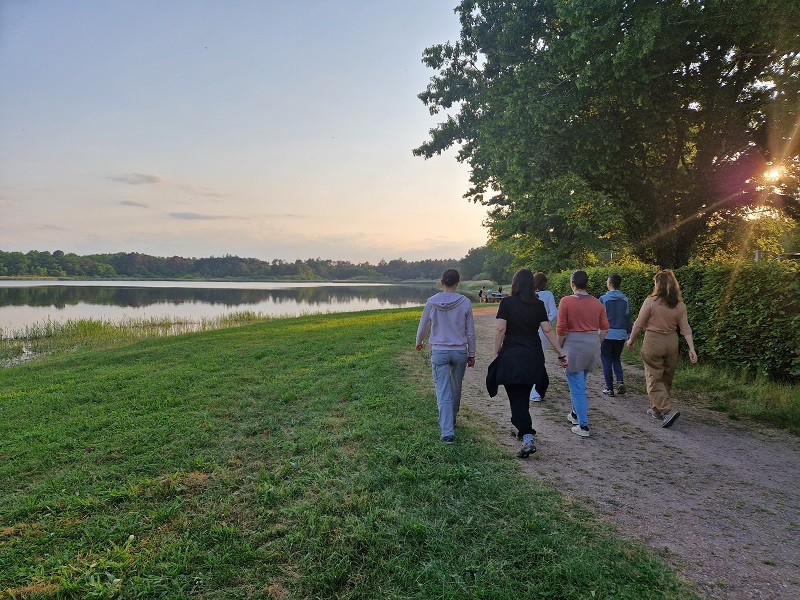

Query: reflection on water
left=0, top=281, right=439, bottom=333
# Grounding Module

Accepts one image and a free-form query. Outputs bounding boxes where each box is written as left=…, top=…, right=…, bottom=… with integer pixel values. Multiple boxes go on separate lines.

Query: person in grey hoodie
left=415, top=268, right=476, bottom=444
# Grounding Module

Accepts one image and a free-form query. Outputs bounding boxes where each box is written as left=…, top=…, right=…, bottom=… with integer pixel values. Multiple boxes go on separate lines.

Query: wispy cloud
left=34, top=223, right=71, bottom=231
left=118, top=200, right=150, bottom=208
left=109, top=173, right=165, bottom=185
left=109, top=173, right=226, bottom=198
left=177, top=184, right=225, bottom=198
left=169, top=212, right=233, bottom=220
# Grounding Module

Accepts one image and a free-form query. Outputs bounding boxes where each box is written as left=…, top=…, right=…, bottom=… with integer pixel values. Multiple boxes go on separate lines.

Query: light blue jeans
left=431, top=349, right=468, bottom=438
left=565, top=369, right=590, bottom=427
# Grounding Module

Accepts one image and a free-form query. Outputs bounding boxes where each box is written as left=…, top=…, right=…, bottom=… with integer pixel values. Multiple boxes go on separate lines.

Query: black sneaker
left=617, top=383, right=626, bottom=394
left=441, top=435, right=454, bottom=444
left=662, top=412, right=681, bottom=428
left=602, top=388, right=615, bottom=396
left=516, top=441, right=536, bottom=458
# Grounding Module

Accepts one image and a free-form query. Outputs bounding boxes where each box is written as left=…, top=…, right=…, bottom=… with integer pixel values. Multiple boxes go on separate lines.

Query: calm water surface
left=0, top=280, right=438, bottom=334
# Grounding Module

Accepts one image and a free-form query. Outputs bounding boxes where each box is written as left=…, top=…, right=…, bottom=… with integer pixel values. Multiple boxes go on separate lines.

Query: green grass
left=623, top=339, right=800, bottom=434
left=0, top=309, right=697, bottom=598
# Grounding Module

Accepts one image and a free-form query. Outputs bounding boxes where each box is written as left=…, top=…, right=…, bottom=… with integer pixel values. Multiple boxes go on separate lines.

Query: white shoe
left=571, top=424, right=590, bottom=437
left=566, top=412, right=579, bottom=425
left=530, top=385, right=542, bottom=402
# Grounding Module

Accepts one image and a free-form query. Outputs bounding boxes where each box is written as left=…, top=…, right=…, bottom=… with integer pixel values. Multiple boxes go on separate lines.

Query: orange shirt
left=556, top=294, right=610, bottom=336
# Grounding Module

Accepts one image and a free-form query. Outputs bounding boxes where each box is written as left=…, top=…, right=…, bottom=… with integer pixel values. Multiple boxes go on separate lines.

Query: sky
left=0, top=0, right=489, bottom=264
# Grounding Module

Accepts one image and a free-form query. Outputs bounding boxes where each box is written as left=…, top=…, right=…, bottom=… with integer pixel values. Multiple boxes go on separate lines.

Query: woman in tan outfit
left=626, top=270, right=697, bottom=428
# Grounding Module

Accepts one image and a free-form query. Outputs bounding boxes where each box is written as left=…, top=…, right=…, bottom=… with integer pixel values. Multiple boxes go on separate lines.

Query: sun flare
left=764, top=167, right=783, bottom=181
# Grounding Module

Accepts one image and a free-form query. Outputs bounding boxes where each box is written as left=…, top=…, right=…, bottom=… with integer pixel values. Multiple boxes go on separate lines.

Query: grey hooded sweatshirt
left=415, top=292, right=476, bottom=357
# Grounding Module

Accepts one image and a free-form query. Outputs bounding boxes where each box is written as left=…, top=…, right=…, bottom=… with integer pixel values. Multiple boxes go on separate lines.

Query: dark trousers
left=600, top=338, right=625, bottom=389
left=505, top=383, right=536, bottom=437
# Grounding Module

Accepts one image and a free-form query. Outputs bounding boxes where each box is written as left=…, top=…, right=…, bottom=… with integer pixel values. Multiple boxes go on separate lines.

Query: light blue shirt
left=599, top=289, right=630, bottom=341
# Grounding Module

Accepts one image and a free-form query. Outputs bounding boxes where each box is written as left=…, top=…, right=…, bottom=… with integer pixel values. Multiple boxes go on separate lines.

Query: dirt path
left=461, top=307, right=800, bottom=600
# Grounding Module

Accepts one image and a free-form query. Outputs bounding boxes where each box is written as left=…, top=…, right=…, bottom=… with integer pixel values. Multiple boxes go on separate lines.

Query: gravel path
left=459, top=307, right=800, bottom=600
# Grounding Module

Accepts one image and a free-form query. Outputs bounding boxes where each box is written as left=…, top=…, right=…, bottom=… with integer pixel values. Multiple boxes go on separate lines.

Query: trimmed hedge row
left=546, top=262, right=800, bottom=381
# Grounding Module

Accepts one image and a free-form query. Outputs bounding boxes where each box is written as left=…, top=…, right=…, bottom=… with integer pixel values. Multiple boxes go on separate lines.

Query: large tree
left=416, top=0, right=800, bottom=268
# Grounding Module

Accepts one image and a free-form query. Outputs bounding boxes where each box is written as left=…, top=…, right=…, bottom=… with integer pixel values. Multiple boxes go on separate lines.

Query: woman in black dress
left=491, top=269, right=568, bottom=457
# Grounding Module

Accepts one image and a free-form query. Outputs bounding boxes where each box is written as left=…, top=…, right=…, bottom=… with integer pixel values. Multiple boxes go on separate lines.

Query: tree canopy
left=416, top=0, right=800, bottom=269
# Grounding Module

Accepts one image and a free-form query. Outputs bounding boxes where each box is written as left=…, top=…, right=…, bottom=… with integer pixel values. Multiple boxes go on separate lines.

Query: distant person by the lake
left=478, top=286, right=486, bottom=302
left=626, top=270, right=698, bottom=428
left=530, top=271, right=558, bottom=401
left=415, top=268, right=476, bottom=444
left=488, top=268, right=568, bottom=458
left=599, top=274, right=632, bottom=397
left=557, top=270, right=609, bottom=438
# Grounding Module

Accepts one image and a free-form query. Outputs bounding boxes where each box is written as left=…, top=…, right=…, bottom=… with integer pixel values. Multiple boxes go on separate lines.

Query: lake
left=0, top=280, right=439, bottom=335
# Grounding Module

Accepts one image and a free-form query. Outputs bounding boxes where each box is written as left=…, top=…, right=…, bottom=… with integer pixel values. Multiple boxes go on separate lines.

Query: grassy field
left=621, top=339, right=800, bottom=435
left=0, top=309, right=700, bottom=598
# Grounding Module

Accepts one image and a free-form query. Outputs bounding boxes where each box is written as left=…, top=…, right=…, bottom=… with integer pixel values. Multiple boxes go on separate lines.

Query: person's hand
left=557, top=355, right=568, bottom=369
left=415, top=344, right=423, bottom=351
left=625, top=339, right=634, bottom=350
left=688, top=349, right=698, bottom=363
left=467, top=357, right=475, bottom=368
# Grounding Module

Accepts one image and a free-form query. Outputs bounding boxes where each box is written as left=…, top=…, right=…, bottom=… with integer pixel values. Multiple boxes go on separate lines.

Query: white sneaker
left=662, top=411, right=681, bottom=428
left=530, top=385, right=542, bottom=402
left=571, top=424, right=590, bottom=437
left=566, top=412, right=579, bottom=425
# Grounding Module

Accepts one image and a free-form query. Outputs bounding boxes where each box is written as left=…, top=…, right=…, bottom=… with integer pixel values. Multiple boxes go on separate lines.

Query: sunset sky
left=0, top=0, right=488, bottom=263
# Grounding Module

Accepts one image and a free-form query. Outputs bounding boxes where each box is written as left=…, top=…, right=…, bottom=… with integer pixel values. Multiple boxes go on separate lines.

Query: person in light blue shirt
left=599, top=274, right=631, bottom=396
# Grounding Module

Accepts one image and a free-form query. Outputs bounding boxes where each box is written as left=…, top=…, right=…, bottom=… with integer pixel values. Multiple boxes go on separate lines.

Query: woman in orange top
left=626, top=270, right=698, bottom=428
left=557, top=270, right=609, bottom=438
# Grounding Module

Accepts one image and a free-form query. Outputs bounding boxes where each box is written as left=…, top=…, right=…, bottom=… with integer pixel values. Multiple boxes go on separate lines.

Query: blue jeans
left=565, top=369, right=590, bottom=427
left=600, top=339, right=625, bottom=389
left=431, top=349, right=468, bottom=438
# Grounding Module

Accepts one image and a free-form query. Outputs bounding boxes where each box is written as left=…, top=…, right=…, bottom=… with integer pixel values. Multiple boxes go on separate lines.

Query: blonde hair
left=649, top=270, right=683, bottom=308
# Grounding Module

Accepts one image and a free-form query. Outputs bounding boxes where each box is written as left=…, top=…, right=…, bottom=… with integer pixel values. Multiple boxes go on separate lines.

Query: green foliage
left=548, top=263, right=657, bottom=310
left=459, top=245, right=492, bottom=279
left=495, top=174, right=626, bottom=272
left=459, top=243, right=515, bottom=282
left=676, top=262, right=800, bottom=380
left=547, top=261, right=800, bottom=380
left=0, top=310, right=697, bottom=598
left=481, top=242, right=516, bottom=282
left=693, top=214, right=796, bottom=263
left=417, top=0, right=800, bottom=268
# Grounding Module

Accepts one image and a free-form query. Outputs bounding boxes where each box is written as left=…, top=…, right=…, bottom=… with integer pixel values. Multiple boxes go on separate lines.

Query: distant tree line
left=0, top=250, right=463, bottom=282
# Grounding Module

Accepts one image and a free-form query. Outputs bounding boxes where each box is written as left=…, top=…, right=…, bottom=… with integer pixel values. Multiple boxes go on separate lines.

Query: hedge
left=545, top=262, right=800, bottom=381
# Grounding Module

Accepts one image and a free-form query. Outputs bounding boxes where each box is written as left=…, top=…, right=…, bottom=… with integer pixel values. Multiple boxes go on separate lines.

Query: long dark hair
left=511, top=268, right=539, bottom=304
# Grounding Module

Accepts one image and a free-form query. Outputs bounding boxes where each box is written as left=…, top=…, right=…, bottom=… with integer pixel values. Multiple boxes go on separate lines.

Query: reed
left=0, top=311, right=284, bottom=366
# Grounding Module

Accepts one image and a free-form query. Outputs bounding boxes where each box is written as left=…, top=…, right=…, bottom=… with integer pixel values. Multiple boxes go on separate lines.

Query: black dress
left=492, top=294, right=549, bottom=396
